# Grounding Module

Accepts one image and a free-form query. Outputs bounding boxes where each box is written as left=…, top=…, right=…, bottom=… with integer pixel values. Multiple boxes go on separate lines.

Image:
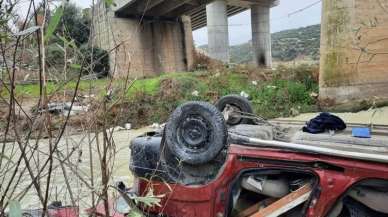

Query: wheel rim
left=223, top=104, right=243, bottom=125
left=178, top=115, right=210, bottom=150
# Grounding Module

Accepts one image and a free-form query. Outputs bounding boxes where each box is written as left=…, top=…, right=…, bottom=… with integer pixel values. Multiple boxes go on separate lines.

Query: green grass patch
left=2, top=65, right=319, bottom=127
left=0, top=79, right=110, bottom=98
left=120, top=69, right=318, bottom=125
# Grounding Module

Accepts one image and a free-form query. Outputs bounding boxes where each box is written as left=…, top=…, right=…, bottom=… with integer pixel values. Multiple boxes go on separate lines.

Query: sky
left=72, top=0, right=322, bottom=46
left=193, top=0, right=322, bottom=46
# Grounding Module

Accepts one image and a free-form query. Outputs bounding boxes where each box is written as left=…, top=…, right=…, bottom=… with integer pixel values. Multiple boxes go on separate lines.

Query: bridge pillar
left=319, top=0, right=388, bottom=108
left=206, top=0, right=229, bottom=63
left=251, top=4, right=272, bottom=68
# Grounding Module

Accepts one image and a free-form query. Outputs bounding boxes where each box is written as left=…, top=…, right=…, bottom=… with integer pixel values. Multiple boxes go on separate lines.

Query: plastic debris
left=192, top=90, right=199, bottom=97
left=240, top=91, right=249, bottom=98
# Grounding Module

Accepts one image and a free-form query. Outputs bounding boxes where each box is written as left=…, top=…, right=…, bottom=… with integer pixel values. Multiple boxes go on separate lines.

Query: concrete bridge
left=94, top=0, right=278, bottom=77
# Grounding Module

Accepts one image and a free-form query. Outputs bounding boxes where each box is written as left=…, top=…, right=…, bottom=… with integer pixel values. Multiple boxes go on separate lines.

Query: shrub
left=250, top=79, right=317, bottom=118
left=273, top=64, right=319, bottom=90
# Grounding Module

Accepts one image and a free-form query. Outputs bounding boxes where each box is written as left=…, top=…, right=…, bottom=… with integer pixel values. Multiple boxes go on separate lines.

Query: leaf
left=131, top=189, right=165, bottom=208
left=14, top=26, right=41, bottom=36
left=58, top=35, right=77, bottom=49
left=44, top=5, right=64, bottom=42
left=133, top=196, right=162, bottom=207
left=8, top=201, right=22, bottom=217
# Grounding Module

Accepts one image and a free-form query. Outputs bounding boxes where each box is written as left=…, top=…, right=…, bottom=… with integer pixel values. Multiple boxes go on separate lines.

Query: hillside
left=199, top=24, right=321, bottom=63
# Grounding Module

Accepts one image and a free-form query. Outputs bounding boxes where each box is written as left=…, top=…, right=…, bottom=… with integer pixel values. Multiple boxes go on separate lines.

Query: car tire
left=215, top=95, right=254, bottom=125
left=165, top=101, right=227, bottom=165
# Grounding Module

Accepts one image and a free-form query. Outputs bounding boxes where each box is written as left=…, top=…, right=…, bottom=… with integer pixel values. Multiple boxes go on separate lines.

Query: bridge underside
left=115, top=0, right=278, bottom=30
left=94, top=0, right=278, bottom=78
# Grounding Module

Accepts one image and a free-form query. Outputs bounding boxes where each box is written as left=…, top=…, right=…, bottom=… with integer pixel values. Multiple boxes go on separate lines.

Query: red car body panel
left=138, top=144, right=388, bottom=217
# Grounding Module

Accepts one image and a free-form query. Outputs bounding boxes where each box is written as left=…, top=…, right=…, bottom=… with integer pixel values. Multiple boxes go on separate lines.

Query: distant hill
left=199, top=24, right=321, bottom=63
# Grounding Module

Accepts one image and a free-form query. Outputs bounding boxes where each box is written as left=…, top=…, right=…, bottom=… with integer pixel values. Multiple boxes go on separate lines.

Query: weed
left=7, top=64, right=319, bottom=128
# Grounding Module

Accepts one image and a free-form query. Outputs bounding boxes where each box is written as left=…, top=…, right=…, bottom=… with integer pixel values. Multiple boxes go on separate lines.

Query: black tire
left=215, top=95, right=253, bottom=126
left=215, top=95, right=254, bottom=125
left=165, top=101, right=227, bottom=165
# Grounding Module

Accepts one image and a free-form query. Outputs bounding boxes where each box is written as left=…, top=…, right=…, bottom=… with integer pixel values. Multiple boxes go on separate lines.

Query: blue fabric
left=303, top=112, right=347, bottom=134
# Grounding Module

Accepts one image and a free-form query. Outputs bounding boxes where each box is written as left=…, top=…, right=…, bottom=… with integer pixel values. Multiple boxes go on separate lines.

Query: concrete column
left=251, top=4, right=272, bottom=68
left=181, top=15, right=195, bottom=71
left=319, top=0, right=388, bottom=108
left=206, top=0, right=229, bottom=63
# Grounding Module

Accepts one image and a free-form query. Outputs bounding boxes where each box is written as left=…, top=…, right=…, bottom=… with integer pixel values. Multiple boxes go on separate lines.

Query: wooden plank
left=249, top=184, right=312, bottom=217
left=237, top=198, right=276, bottom=217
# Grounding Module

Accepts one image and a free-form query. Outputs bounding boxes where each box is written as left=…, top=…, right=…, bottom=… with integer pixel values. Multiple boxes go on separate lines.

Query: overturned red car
left=125, top=96, right=388, bottom=217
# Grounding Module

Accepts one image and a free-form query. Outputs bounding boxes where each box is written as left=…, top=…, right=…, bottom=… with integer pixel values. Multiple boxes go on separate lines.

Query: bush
left=274, top=64, right=319, bottom=90
left=250, top=80, right=316, bottom=118
left=80, top=46, right=110, bottom=76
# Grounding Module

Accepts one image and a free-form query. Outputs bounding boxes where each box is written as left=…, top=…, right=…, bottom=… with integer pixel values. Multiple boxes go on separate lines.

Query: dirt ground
left=278, top=106, right=388, bottom=125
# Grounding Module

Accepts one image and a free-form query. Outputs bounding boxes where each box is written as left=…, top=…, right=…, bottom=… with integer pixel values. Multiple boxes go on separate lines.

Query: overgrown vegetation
left=200, top=24, right=321, bottom=64
left=272, top=24, right=321, bottom=61
left=89, top=64, right=319, bottom=127
left=1, top=64, right=319, bottom=129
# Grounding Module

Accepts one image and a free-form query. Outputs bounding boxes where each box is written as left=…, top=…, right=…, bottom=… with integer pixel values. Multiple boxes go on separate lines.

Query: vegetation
left=109, top=64, right=319, bottom=127
left=272, top=24, right=321, bottom=62
left=55, top=3, right=91, bottom=46
left=0, top=1, right=125, bottom=216
left=200, top=24, right=321, bottom=63
left=80, top=46, right=110, bottom=76
left=21, top=2, right=106, bottom=79
left=2, top=64, right=319, bottom=128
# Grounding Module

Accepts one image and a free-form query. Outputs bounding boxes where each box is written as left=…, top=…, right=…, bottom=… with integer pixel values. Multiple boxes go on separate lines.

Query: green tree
left=57, top=3, right=90, bottom=46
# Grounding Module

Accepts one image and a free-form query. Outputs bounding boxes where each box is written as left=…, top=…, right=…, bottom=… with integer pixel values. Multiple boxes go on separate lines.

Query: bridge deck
left=114, top=0, right=278, bottom=30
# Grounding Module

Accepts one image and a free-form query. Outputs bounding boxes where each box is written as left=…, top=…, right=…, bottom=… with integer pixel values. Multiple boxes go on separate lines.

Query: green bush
left=250, top=79, right=316, bottom=118
left=291, top=64, right=319, bottom=90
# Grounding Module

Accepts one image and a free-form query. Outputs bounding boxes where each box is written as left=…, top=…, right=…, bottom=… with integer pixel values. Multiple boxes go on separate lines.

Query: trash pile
left=40, top=102, right=90, bottom=116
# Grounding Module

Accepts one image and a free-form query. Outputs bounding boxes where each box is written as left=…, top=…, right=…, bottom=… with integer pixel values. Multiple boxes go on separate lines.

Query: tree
left=57, top=3, right=90, bottom=46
